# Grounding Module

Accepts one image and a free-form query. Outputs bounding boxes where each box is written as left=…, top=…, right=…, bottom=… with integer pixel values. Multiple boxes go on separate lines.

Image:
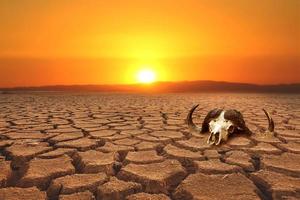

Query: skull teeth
left=215, top=132, right=222, bottom=145
left=207, top=132, right=221, bottom=145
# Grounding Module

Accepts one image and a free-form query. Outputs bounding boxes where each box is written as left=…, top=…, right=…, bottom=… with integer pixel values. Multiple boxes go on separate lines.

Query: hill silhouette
left=1, top=80, right=299, bottom=93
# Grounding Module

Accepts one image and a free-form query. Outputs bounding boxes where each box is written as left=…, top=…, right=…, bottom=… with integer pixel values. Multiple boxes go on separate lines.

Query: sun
left=136, top=69, right=156, bottom=84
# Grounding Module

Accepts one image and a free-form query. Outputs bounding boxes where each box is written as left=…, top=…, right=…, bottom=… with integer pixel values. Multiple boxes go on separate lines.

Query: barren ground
left=0, top=92, right=299, bottom=200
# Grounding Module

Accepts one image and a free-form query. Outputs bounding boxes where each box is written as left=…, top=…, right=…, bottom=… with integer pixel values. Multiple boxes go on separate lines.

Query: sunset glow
left=137, top=69, right=156, bottom=84
left=0, top=0, right=299, bottom=87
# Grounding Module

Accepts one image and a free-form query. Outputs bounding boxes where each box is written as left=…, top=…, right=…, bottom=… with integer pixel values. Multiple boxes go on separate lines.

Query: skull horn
left=262, top=109, right=274, bottom=132
left=186, top=104, right=202, bottom=132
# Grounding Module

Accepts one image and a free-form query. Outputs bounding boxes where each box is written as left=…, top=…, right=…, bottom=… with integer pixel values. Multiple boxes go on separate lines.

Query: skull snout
left=207, top=130, right=223, bottom=145
left=208, top=123, right=232, bottom=145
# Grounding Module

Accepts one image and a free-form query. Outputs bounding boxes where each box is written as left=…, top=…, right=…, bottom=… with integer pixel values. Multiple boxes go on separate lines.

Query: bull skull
left=186, top=105, right=274, bottom=145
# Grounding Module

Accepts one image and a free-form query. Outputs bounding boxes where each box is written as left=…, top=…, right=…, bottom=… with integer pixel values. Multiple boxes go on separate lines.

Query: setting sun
left=137, top=69, right=156, bottom=84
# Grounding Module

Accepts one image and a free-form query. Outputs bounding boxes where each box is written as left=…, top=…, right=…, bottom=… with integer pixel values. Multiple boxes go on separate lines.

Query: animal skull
left=186, top=105, right=274, bottom=145
left=207, top=111, right=234, bottom=145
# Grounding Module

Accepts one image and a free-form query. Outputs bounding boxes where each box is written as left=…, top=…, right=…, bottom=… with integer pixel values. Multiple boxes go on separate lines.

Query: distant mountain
left=1, top=80, right=300, bottom=93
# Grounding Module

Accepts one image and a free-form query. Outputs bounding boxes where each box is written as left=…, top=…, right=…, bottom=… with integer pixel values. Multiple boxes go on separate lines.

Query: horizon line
left=1, top=80, right=300, bottom=90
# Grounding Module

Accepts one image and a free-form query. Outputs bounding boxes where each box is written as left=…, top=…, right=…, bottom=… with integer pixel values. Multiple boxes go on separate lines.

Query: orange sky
left=0, top=0, right=299, bottom=87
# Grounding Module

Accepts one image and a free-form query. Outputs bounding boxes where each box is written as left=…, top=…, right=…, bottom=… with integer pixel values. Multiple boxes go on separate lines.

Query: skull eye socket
left=228, top=125, right=235, bottom=133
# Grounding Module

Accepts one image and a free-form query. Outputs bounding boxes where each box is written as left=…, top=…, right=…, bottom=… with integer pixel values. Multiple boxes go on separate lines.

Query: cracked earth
left=0, top=93, right=299, bottom=200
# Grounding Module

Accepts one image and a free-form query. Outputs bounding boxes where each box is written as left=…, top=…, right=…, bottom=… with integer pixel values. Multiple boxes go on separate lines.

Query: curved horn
left=186, top=104, right=202, bottom=132
left=262, top=109, right=274, bottom=132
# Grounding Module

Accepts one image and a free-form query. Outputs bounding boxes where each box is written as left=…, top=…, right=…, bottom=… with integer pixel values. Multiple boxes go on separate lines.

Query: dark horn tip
left=194, top=104, right=199, bottom=107
left=186, top=104, right=201, bottom=132
left=187, top=105, right=199, bottom=119
left=191, top=104, right=199, bottom=111
left=262, top=109, right=275, bottom=132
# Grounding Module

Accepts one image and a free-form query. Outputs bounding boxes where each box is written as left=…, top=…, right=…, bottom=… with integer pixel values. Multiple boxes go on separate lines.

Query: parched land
left=0, top=92, right=299, bottom=200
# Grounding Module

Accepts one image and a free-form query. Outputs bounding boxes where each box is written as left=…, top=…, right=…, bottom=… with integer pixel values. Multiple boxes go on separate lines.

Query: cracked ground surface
left=0, top=92, right=299, bottom=200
